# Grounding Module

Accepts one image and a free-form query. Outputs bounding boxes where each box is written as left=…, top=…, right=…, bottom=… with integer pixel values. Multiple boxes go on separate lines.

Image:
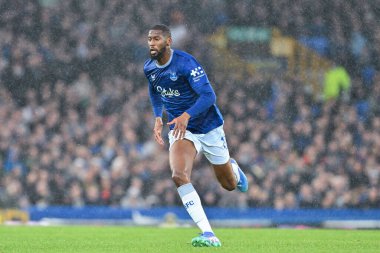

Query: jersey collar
left=155, top=49, right=174, bottom=68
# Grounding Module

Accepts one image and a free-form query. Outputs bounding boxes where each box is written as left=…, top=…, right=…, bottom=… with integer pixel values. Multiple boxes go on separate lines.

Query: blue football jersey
left=144, top=49, right=223, bottom=134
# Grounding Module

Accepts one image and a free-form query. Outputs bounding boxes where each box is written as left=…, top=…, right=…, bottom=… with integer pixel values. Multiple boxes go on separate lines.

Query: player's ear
left=166, top=37, right=172, bottom=47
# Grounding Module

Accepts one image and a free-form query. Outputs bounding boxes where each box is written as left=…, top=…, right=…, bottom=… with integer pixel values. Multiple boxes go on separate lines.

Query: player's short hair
left=150, top=24, right=171, bottom=38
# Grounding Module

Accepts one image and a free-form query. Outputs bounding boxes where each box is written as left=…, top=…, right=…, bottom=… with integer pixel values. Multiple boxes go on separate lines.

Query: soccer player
left=143, top=24, right=248, bottom=247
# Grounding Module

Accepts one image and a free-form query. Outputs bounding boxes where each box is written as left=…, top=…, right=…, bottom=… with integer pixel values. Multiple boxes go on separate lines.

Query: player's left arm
left=167, top=58, right=216, bottom=139
left=184, top=58, right=216, bottom=118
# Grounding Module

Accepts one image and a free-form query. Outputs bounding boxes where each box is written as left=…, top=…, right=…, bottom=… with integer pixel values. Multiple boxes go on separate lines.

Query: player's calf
left=230, top=158, right=248, bottom=192
left=219, top=177, right=237, bottom=191
left=213, top=162, right=238, bottom=191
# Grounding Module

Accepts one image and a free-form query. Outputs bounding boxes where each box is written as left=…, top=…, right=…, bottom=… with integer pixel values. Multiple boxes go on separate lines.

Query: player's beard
left=150, top=46, right=166, bottom=61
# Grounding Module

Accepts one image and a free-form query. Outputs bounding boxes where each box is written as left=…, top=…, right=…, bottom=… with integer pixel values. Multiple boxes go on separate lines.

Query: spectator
left=323, top=64, right=351, bottom=100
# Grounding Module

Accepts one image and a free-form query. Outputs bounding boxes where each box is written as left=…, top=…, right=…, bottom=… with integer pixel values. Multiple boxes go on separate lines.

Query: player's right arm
left=148, top=81, right=165, bottom=145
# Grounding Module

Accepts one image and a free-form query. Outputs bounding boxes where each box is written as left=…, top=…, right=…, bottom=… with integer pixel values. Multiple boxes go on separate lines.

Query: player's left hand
left=167, top=112, right=191, bottom=140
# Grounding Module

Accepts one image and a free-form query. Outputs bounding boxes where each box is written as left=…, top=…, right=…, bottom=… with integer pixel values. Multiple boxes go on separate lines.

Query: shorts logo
left=170, top=72, right=178, bottom=81
left=190, top=66, right=205, bottom=82
left=221, top=136, right=227, bottom=149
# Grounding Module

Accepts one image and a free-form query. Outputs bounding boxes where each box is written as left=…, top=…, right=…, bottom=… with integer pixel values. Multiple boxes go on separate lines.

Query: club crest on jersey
left=169, top=72, right=178, bottom=81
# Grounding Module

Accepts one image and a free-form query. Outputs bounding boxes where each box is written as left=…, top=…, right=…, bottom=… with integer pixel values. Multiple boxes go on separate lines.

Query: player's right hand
left=153, top=117, right=164, bottom=146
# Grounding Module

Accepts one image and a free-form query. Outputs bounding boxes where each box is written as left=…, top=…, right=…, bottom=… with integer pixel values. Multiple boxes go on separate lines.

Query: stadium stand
left=0, top=0, right=379, bottom=213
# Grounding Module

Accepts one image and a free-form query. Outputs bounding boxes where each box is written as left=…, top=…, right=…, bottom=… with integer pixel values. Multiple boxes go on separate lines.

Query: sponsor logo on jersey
left=156, top=86, right=180, bottom=97
left=190, top=66, right=205, bottom=82
left=150, top=74, right=156, bottom=82
left=169, top=72, right=178, bottom=81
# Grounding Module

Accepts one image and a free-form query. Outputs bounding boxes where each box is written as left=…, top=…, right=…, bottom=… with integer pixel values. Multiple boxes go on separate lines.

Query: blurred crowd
left=0, top=0, right=379, bottom=210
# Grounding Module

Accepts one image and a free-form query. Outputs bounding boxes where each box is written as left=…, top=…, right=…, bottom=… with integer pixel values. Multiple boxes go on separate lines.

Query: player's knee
left=172, top=171, right=190, bottom=187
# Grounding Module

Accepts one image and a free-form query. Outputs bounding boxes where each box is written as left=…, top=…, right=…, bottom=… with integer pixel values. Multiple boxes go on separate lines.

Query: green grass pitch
left=0, top=226, right=379, bottom=253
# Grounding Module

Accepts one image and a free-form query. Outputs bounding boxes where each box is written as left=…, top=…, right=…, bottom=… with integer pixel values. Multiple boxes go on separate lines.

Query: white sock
left=177, top=183, right=213, bottom=233
left=231, top=159, right=240, bottom=183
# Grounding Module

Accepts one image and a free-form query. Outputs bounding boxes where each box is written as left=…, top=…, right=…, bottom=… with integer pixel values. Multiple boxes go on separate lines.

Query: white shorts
left=168, top=125, right=230, bottom=165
